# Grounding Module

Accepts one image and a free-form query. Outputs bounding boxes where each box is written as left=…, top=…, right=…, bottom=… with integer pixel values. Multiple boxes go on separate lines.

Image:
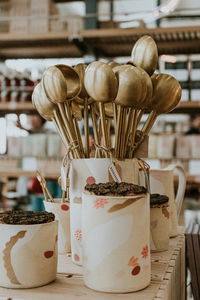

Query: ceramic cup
left=69, top=158, right=144, bottom=265
left=0, top=220, right=58, bottom=288
left=44, top=199, right=71, bottom=254
left=150, top=203, right=169, bottom=252
left=82, top=192, right=150, bottom=293
left=149, top=164, right=186, bottom=237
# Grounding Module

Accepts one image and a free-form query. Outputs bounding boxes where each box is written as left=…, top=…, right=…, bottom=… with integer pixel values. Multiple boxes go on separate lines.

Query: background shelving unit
left=0, top=26, right=200, bottom=59
left=0, top=0, right=200, bottom=191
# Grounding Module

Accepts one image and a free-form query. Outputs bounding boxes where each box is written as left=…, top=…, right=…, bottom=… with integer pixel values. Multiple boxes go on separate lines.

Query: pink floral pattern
left=74, top=229, right=82, bottom=241
left=141, top=245, right=149, bottom=259
left=94, top=198, right=108, bottom=209
left=86, top=176, right=96, bottom=184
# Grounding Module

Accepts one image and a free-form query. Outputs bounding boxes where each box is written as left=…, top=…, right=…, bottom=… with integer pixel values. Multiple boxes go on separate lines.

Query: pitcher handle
left=164, top=164, right=186, bottom=217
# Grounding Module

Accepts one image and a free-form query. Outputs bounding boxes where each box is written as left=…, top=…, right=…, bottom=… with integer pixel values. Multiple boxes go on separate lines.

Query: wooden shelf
left=0, top=230, right=185, bottom=300
left=0, top=102, right=36, bottom=114
left=172, top=101, right=200, bottom=114
left=0, top=166, right=199, bottom=184
left=0, top=26, right=200, bottom=58
left=0, top=169, right=59, bottom=179
left=0, top=101, right=200, bottom=115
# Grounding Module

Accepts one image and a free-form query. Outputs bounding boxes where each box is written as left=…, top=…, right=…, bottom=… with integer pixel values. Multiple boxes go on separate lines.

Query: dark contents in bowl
left=0, top=211, right=55, bottom=225
left=85, top=182, right=146, bottom=196
left=150, top=194, right=169, bottom=208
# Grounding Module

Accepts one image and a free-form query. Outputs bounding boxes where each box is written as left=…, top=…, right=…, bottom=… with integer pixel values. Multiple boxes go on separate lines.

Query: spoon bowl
left=131, top=35, right=158, bottom=76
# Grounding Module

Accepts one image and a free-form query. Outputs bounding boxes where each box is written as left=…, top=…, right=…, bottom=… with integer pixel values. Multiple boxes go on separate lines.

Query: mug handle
left=164, top=164, right=186, bottom=218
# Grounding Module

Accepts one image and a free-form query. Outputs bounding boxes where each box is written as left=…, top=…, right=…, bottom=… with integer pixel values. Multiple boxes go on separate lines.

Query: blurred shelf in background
left=0, top=102, right=36, bottom=114
left=0, top=169, right=59, bottom=179
left=171, top=101, right=200, bottom=114
left=0, top=26, right=200, bottom=59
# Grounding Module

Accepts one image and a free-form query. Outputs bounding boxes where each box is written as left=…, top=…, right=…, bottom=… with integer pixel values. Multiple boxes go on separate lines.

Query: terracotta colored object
left=0, top=220, right=58, bottom=288
left=44, top=199, right=71, bottom=254
left=82, top=192, right=150, bottom=293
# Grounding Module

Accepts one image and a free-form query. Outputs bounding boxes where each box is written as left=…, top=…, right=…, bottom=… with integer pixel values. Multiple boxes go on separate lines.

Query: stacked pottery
left=150, top=194, right=169, bottom=252
left=82, top=182, right=150, bottom=293
left=0, top=211, right=58, bottom=289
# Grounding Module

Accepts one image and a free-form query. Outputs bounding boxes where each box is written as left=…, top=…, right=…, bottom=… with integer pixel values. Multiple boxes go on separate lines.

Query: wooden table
left=0, top=228, right=185, bottom=300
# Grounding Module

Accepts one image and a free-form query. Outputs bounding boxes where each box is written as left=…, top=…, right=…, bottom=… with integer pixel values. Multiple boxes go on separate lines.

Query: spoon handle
left=65, top=101, right=77, bottom=141
left=115, top=105, right=123, bottom=158
left=124, top=108, right=134, bottom=158
left=73, top=118, right=85, bottom=158
left=58, top=103, right=81, bottom=158
left=142, top=110, right=157, bottom=134
left=106, top=118, right=111, bottom=148
left=99, top=102, right=109, bottom=158
left=36, top=171, right=48, bottom=202
left=91, top=104, right=101, bottom=158
left=53, top=110, right=75, bottom=159
left=36, top=171, right=54, bottom=202
left=53, top=116, right=68, bottom=148
left=136, top=109, right=145, bottom=127
left=113, top=102, right=117, bottom=136
left=129, top=109, right=138, bottom=158
left=119, top=107, right=127, bottom=159
left=84, top=98, right=90, bottom=158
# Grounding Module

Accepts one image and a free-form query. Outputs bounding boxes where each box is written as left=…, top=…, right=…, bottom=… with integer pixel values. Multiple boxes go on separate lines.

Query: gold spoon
left=42, top=65, right=81, bottom=158
left=94, top=102, right=114, bottom=149
left=131, top=35, right=158, bottom=76
left=32, top=83, right=72, bottom=154
left=74, top=63, right=91, bottom=158
left=142, top=73, right=182, bottom=134
left=84, top=61, right=118, bottom=157
left=113, top=64, right=147, bottom=158
left=71, top=101, right=85, bottom=158
left=125, top=65, right=153, bottom=157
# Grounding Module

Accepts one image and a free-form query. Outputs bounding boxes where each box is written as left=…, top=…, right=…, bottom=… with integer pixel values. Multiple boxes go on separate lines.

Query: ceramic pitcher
left=69, top=158, right=144, bottom=265
left=149, top=164, right=186, bottom=237
left=82, top=192, right=150, bottom=293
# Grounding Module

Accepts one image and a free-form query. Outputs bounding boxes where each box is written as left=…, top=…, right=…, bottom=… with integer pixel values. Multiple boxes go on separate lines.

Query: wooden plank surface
left=0, top=169, right=60, bottom=179
left=0, top=26, right=200, bottom=58
left=0, top=229, right=185, bottom=300
left=0, top=277, right=160, bottom=300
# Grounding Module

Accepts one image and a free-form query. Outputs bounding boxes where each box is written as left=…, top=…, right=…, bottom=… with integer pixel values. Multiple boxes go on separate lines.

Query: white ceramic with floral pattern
left=149, top=164, right=186, bottom=237
left=150, top=205, right=169, bottom=252
left=69, top=158, right=144, bottom=265
left=44, top=199, right=71, bottom=254
left=0, top=220, right=58, bottom=288
left=82, top=192, right=150, bottom=293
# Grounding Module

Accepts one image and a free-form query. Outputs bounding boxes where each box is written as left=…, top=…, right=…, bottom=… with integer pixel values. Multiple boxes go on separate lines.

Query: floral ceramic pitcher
left=149, top=164, right=186, bottom=237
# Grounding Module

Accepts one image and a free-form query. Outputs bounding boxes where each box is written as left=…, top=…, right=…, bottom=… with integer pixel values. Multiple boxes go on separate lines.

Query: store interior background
left=0, top=0, right=200, bottom=226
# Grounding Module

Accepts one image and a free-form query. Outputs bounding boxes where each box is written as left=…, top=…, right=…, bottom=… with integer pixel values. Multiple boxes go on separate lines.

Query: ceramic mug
left=0, top=220, right=58, bottom=288
left=82, top=192, right=150, bottom=293
left=149, top=164, right=186, bottom=237
left=44, top=199, right=71, bottom=254
left=69, top=158, right=144, bottom=265
left=150, top=204, right=169, bottom=252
